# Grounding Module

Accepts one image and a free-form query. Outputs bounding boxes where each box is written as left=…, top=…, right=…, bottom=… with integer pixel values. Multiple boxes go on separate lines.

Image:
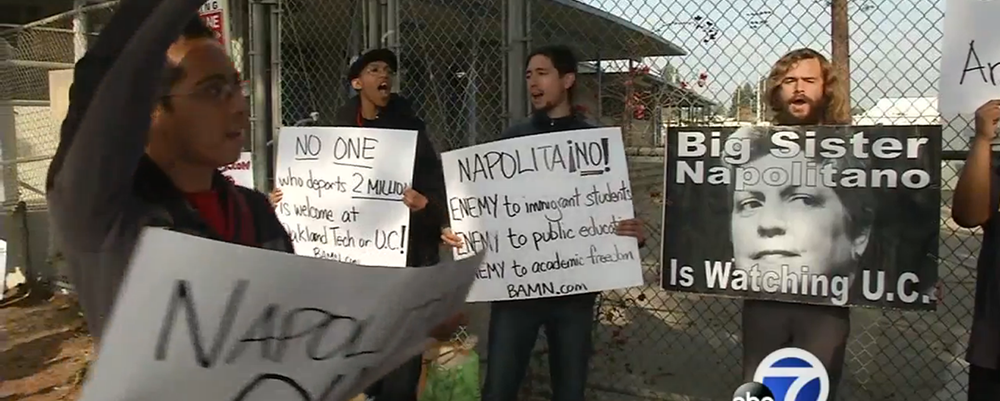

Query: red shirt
left=184, top=190, right=234, bottom=240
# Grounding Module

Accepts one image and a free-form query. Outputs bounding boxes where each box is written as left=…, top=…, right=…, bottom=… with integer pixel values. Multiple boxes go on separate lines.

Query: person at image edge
left=439, top=44, right=646, bottom=401
left=951, top=99, right=1000, bottom=401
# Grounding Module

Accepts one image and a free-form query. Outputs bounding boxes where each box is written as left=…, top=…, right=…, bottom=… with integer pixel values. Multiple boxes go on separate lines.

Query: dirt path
left=1, top=290, right=93, bottom=401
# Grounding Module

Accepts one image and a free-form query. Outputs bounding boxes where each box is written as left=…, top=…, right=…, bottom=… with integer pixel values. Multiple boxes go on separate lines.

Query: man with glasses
left=46, top=3, right=293, bottom=343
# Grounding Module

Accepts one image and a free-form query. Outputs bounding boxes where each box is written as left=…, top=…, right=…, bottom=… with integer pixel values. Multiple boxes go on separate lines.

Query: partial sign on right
left=939, top=0, right=1000, bottom=137
left=661, top=125, right=941, bottom=310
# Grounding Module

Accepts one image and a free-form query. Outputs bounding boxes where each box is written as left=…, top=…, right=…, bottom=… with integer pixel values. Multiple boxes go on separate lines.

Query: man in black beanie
left=334, top=48, right=456, bottom=401
left=335, top=48, right=448, bottom=271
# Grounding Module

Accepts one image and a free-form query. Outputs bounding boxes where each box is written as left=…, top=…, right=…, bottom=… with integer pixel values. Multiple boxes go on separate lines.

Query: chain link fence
left=276, top=0, right=974, bottom=400
left=1, top=2, right=120, bottom=289
left=0, top=0, right=250, bottom=210
left=275, top=0, right=363, bottom=127
left=0, top=2, right=118, bottom=210
left=0, top=0, right=977, bottom=399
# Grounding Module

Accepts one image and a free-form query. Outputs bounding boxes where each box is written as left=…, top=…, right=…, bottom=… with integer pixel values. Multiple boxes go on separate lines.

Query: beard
left=776, top=97, right=825, bottom=125
left=531, top=97, right=557, bottom=113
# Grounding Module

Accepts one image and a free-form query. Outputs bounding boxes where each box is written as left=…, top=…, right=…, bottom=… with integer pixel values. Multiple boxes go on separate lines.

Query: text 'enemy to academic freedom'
left=474, top=243, right=636, bottom=281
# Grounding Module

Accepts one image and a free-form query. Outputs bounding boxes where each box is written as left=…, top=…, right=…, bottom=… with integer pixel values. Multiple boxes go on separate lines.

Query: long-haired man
left=741, top=48, right=853, bottom=400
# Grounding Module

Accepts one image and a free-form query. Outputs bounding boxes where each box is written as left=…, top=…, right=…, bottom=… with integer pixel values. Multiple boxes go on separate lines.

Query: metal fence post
left=0, top=36, right=19, bottom=210
left=505, top=0, right=528, bottom=125
left=250, top=0, right=273, bottom=192
left=386, top=0, right=400, bottom=93
left=365, top=0, right=380, bottom=51
left=72, top=0, right=88, bottom=61
left=269, top=1, right=282, bottom=161
left=11, top=202, right=35, bottom=290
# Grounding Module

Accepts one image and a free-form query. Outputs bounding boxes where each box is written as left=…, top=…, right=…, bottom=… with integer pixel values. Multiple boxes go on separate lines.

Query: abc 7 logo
left=733, top=347, right=830, bottom=401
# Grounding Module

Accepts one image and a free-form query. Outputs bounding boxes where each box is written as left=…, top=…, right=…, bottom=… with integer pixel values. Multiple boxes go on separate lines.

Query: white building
left=853, top=97, right=939, bottom=126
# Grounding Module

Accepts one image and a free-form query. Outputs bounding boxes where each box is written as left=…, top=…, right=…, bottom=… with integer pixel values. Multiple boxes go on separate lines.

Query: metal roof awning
left=281, top=0, right=686, bottom=61
left=530, top=0, right=686, bottom=60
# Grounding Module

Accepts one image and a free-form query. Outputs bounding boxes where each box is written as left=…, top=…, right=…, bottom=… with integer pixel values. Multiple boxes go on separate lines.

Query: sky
left=576, top=0, right=943, bottom=111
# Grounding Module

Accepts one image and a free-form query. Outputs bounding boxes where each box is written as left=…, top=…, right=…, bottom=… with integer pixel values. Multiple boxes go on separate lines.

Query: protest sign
left=442, top=127, right=643, bottom=302
left=274, top=127, right=417, bottom=267
left=77, top=228, right=484, bottom=401
left=220, top=151, right=254, bottom=188
left=662, top=125, right=941, bottom=309
left=939, top=0, right=1000, bottom=138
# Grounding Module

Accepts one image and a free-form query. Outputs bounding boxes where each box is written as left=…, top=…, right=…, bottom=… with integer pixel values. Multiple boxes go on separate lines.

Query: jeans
left=742, top=300, right=851, bottom=401
left=481, top=293, right=596, bottom=401
left=365, top=354, right=423, bottom=401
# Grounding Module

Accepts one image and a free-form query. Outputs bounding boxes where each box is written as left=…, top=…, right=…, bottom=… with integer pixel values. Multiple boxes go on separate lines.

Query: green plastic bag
left=419, top=347, right=481, bottom=401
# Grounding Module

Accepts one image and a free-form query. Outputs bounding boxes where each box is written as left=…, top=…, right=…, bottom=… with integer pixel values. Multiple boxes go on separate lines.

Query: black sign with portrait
left=661, top=125, right=941, bottom=310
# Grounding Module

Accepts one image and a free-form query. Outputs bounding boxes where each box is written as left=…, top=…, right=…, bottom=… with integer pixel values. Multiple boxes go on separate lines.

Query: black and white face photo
left=730, top=150, right=868, bottom=277
left=724, top=126, right=873, bottom=305
left=663, top=124, right=940, bottom=309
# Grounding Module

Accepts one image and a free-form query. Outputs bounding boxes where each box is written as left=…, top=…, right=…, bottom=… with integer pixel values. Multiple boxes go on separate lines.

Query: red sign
left=200, top=10, right=225, bottom=47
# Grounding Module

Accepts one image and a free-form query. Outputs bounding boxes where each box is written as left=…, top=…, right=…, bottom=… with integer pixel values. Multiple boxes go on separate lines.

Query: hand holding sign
left=77, top=228, right=484, bottom=401
left=441, top=228, right=464, bottom=249
left=615, top=218, right=645, bottom=244
left=270, top=187, right=284, bottom=207
left=402, top=188, right=428, bottom=211
left=974, top=100, right=1000, bottom=140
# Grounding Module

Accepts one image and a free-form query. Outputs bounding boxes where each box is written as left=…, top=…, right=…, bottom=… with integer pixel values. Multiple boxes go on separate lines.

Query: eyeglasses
left=164, top=80, right=250, bottom=103
left=363, top=64, right=395, bottom=77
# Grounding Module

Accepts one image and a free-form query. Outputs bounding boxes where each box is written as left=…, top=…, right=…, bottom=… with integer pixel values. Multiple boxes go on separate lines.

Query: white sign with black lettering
left=940, top=0, right=1000, bottom=128
left=275, top=127, right=417, bottom=267
left=442, top=128, right=643, bottom=302
left=77, top=228, right=483, bottom=401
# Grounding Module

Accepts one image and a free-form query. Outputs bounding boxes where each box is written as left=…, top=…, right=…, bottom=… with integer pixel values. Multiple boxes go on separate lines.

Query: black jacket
left=500, top=110, right=595, bottom=140
left=332, top=94, right=447, bottom=267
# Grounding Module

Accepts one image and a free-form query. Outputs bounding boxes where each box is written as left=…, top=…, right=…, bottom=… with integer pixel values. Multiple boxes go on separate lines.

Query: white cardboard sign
left=939, top=0, right=1000, bottom=128
left=220, top=151, right=254, bottom=188
left=442, top=127, right=643, bottom=302
left=274, top=127, right=417, bottom=267
left=78, top=228, right=484, bottom=401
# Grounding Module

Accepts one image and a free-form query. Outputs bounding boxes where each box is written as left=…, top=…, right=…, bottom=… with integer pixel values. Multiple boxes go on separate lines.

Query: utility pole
left=830, top=0, right=850, bottom=122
